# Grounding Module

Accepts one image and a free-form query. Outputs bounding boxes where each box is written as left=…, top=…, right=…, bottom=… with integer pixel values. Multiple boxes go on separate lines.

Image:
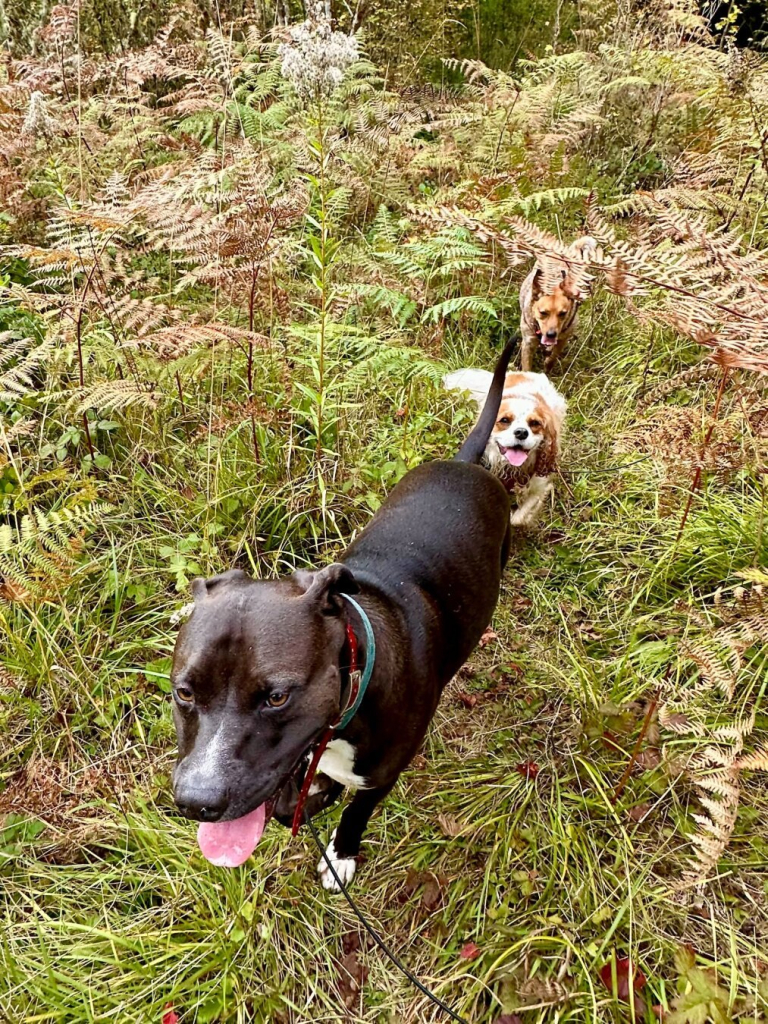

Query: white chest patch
left=317, top=739, right=369, bottom=790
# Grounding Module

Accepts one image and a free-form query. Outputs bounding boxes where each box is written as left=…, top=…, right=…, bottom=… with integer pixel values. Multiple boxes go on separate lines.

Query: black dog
left=171, top=339, right=516, bottom=888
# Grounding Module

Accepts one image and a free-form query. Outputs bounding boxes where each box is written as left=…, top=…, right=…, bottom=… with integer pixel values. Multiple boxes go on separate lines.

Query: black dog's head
left=170, top=564, right=357, bottom=826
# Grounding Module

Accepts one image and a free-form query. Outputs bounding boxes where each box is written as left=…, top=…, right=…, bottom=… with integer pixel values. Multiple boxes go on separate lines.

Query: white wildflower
left=169, top=601, right=195, bottom=626
left=21, top=91, right=57, bottom=139
left=278, top=4, right=358, bottom=101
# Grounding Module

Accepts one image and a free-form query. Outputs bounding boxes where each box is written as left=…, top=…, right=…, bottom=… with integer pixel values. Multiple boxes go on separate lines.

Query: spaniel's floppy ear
left=534, top=406, right=562, bottom=477
left=533, top=376, right=567, bottom=477
left=535, top=432, right=559, bottom=477
left=527, top=374, right=567, bottom=433
left=443, top=368, right=494, bottom=409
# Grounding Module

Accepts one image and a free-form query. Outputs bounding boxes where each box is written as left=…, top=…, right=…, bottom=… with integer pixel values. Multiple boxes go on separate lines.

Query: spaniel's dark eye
left=174, top=686, right=195, bottom=705
left=267, top=692, right=290, bottom=708
left=498, top=417, right=511, bottom=426
left=528, top=419, right=542, bottom=429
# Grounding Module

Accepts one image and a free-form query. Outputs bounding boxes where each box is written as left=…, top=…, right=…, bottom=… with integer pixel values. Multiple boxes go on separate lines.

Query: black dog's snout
left=513, top=427, right=529, bottom=441
left=175, top=785, right=229, bottom=822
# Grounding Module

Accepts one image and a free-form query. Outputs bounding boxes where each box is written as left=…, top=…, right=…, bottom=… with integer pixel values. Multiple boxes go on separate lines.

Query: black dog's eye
left=498, top=417, right=511, bottom=426
left=528, top=419, right=542, bottom=429
left=267, top=692, right=290, bottom=708
left=174, top=686, right=195, bottom=705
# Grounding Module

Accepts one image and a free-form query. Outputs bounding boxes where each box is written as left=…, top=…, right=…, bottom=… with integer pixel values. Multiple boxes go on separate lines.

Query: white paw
left=511, top=508, right=538, bottom=527
left=317, top=828, right=357, bottom=892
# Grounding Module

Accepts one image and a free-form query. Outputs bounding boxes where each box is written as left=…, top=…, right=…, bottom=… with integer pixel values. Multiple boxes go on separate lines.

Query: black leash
left=304, top=811, right=471, bottom=1023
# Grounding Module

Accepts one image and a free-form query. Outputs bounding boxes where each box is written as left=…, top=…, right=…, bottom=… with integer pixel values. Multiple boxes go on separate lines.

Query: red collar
left=291, top=621, right=359, bottom=836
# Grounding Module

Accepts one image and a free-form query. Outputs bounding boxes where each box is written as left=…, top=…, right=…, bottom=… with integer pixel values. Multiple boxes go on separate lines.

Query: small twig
left=612, top=689, right=660, bottom=804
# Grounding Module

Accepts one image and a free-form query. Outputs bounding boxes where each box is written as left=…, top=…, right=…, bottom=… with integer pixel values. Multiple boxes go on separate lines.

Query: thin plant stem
left=612, top=690, right=660, bottom=804
left=674, top=366, right=730, bottom=546
left=316, top=96, right=327, bottom=464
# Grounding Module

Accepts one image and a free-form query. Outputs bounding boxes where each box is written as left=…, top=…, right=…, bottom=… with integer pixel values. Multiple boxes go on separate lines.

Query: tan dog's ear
left=531, top=268, right=543, bottom=301
left=560, top=275, right=583, bottom=302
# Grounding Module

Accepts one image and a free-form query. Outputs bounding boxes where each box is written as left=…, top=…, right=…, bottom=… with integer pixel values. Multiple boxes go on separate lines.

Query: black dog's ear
left=191, top=568, right=249, bottom=602
left=294, top=563, right=358, bottom=615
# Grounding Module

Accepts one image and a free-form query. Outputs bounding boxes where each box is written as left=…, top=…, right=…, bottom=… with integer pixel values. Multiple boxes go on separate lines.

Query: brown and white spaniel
left=443, top=368, right=566, bottom=527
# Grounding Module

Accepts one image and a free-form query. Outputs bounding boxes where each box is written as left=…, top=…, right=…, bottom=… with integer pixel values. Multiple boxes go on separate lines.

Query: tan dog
left=443, top=368, right=566, bottom=527
left=520, top=236, right=597, bottom=373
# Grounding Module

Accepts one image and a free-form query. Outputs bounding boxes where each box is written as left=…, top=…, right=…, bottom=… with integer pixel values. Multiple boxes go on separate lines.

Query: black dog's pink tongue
left=197, top=804, right=266, bottom=867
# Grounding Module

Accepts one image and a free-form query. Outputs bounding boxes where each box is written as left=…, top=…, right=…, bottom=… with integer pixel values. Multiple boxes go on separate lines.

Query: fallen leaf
left=403, top=869, right=446, bottom=912
left=460, top=941, right=481, bottom=961
left=162, top=1004, right=180, bottom=1024
left=517, top=977, right=570, bottom=1004
left=404, top=867, right=421, bottom=896
left=628, top=802, right=651, bottom=822
left=338, top=933, right=367, bottom=1008
left=455, top=690, right=479, bottom=709
left=479, top=627, right=499, bottom=648
left=438, top=812, right=463, bottom=837
left=516, top=761, right=539, bottom=780
left=598, top=956, right=646, bottom=999
left=495, top=1016, right=523, bottom=1024
left=421, top=874, right=443, bottom=913
left=395, top=406, right=408, bottom=418
left=636, top=747, right=661, bottom=770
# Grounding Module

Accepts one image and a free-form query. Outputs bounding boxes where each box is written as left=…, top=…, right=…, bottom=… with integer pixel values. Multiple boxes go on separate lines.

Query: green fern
left=422, top=295, right=498, bottom=323
left=0, top=504, right=109, bottom=600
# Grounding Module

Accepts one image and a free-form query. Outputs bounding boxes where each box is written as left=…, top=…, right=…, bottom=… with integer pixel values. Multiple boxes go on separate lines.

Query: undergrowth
left=0, top=0, right=767, bottom=1021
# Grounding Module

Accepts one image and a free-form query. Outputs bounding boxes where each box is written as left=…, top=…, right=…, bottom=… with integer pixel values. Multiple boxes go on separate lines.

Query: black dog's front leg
left=317, top=783, right=394, bottom=892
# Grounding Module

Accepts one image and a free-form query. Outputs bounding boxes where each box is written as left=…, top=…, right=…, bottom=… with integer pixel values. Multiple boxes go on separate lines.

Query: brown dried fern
left=662, top=590, right=768, bottom=885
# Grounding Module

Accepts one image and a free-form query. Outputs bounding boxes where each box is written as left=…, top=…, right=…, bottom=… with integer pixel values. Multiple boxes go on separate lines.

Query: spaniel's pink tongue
left=503, top=447, right=529, bottom=467
left=197, top=804, right=266, bottom=868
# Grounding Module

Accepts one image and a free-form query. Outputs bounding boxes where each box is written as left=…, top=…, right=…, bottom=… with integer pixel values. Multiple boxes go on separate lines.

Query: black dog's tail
left=454, top=336, right=519, bottom=464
